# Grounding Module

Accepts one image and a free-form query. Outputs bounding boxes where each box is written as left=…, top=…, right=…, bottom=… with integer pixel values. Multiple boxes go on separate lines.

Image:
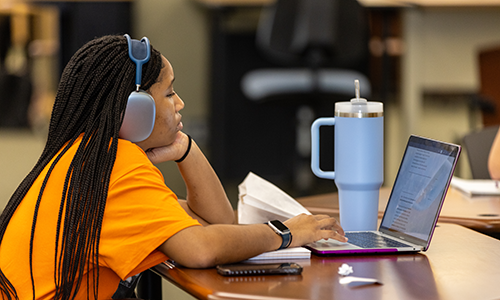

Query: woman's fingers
left=316, top=215, right=345, bottom=236
left=285, top=214, right=347, bottom=246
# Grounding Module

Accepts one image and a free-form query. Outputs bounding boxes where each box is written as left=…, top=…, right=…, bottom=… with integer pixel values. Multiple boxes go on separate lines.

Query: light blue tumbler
left=311, top=81, right=383, bottom=231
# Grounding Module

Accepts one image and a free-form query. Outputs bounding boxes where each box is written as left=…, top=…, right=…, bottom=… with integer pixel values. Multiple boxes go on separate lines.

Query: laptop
left=306, top=135, right=461, bottom=255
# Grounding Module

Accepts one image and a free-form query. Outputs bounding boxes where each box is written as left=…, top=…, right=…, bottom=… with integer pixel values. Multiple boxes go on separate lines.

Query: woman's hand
left=284, top=214, right=347, bottom=248
left=145, top=132, right=190, bottom=164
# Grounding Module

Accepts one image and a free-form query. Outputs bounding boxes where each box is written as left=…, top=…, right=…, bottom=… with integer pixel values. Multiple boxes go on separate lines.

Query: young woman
left=0, top=35, right=346, bottom=299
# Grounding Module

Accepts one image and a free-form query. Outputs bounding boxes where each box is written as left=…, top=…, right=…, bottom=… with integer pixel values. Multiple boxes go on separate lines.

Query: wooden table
left=300, top=187, right=500, bottom=235
left=153, top=223, right=500, bottom=299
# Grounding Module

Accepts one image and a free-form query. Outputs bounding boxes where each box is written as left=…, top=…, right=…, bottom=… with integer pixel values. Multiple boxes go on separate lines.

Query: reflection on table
left=153, top=223, right=500, bottom=299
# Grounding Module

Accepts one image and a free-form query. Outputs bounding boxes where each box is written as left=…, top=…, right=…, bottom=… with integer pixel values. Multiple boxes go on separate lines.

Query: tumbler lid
left=335, top=80, right=383, bottom=118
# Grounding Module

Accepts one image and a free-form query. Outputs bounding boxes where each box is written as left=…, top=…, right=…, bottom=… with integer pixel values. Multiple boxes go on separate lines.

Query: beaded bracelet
left=175, top=134, right=192, bottom=163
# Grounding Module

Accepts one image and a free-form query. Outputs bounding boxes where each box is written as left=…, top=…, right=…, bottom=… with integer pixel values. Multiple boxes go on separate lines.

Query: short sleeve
left=99, top=140, right=201, bottom=280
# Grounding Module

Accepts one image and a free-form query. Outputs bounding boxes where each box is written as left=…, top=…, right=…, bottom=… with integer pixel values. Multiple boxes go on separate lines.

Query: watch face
left=270, top=220, right=288, bottom=232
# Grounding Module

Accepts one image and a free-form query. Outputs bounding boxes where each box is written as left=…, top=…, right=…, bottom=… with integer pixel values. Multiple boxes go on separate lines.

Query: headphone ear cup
left=119, top=91, right=156, bottom=142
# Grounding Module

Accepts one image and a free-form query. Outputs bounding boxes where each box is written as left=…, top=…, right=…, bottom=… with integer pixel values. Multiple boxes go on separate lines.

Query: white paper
left=237, top=172, right=311, bottom=225
left=237, top=172, right=313, bottom=261
left=450, top=176, right=500, bottom=196
left=244, top=247, right=311, bottom=262
left=339, top=276, right=380, bottom=287
left=338, top=263, right=354, bottom=276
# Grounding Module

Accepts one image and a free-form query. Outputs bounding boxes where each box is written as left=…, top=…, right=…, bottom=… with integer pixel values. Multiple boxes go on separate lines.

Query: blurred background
left=2, top=0, right=500, bottom=298
left=2, top=0, right=500, bottom=212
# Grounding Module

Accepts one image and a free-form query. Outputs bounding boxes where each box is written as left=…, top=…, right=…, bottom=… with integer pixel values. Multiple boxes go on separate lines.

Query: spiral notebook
left=306, top=135, right=461, bottom=255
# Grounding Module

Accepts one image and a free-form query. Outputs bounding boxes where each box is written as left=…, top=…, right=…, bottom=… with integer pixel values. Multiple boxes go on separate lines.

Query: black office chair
left=240, top=0, right=371, bottom=193
left=113, top=270, right=162, bottom=300
left=241, top=0, right=371, bottom=102
left=462, top=125, right=500, bottom=180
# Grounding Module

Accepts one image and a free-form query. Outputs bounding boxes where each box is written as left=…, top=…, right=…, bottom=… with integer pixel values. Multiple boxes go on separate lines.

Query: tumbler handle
left=311, top=118, right=336, bottom=180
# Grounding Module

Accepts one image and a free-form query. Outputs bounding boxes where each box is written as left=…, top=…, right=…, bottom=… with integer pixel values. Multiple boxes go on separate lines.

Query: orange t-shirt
left=0, top=136, right=201, bottom=299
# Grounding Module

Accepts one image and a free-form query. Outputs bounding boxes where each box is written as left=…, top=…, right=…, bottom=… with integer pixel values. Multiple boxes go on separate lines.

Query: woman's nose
left=176, top=95, right=185, bottom=112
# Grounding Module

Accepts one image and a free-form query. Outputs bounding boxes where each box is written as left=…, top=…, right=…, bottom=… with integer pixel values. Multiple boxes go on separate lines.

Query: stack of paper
left=450, top=176, right=500, bottom=196
left=244, top=247, right=311, bottom=262
left=238, top=172, right=312, bottom=260
left=238, top=172, right=311, bottom=224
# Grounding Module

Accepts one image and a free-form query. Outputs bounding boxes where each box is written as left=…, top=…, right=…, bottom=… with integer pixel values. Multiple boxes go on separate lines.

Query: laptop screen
left=380, top=135, right=461, bottom=245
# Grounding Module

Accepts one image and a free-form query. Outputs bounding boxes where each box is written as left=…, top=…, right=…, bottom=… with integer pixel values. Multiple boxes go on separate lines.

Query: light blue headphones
left=119, top=34, right=156, bottom=142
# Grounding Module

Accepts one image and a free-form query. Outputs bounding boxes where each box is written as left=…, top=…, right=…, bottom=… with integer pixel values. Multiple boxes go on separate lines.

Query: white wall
left=132, top=0, right=212, bottom=198
left=0, top=130, right=45, bottom=210
left=386, top=7, right=500, bottom=183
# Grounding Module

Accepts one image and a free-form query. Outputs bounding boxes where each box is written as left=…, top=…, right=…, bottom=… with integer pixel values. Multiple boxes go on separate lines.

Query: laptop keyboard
left=345, top=232, right=410, bottom=249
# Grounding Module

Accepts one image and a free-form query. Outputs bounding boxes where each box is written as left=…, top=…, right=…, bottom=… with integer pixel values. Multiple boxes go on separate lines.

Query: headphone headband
left=124, top=34, right=151, bottom=90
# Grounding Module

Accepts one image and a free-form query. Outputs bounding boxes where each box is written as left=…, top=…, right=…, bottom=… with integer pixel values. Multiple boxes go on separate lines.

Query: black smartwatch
left=267, top=220, right=292, bottom=250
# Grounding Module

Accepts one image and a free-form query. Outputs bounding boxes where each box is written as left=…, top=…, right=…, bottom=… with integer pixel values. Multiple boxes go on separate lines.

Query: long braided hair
left=0, top=35, right=163, bottom=299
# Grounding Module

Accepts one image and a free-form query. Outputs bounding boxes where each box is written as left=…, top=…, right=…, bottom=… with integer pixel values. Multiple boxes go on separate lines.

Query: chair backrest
left=462, top=125, right=500, bottom=179
left=256, top=0, right=369, bottom=71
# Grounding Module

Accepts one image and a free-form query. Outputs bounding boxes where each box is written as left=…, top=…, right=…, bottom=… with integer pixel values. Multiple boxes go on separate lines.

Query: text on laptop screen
left=380, top=138, right=458, bottom=242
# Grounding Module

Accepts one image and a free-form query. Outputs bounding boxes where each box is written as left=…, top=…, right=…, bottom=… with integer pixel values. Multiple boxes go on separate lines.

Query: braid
left=0, top=35, right=163, bottom=299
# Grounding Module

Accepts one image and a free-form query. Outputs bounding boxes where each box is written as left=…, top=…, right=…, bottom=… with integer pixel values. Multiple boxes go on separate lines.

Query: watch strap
left=267, top=220, right=292, bottom=250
